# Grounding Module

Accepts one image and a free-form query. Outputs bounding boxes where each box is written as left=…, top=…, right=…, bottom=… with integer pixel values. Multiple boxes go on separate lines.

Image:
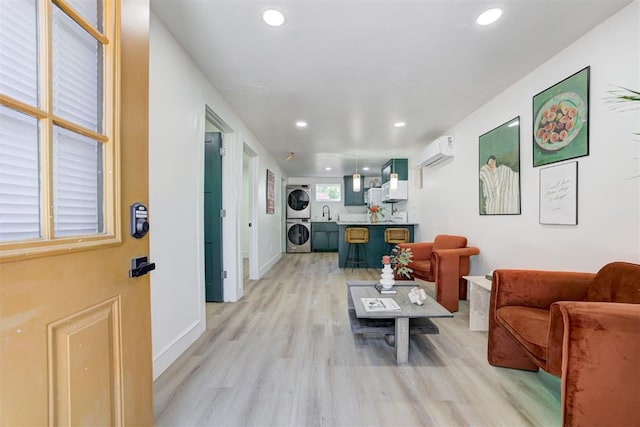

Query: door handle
left=129, top=256, right=156, bottom=278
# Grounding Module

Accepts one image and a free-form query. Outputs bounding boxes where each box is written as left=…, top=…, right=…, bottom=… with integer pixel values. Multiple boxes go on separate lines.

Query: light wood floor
left=154, top=253, right=561, bottom=426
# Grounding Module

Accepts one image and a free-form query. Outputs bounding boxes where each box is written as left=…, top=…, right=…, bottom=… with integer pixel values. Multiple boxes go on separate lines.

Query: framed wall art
left=533, top=66, right=590, bottom=167
left=539, top=161, right=578, bottom=225
left=478, top=116, right=521, bottom=215
left=266, top=169, right=275, bottom=214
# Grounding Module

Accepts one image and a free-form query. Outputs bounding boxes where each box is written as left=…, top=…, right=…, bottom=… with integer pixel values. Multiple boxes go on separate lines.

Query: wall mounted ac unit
left=418, top=135, right=454, bottom=167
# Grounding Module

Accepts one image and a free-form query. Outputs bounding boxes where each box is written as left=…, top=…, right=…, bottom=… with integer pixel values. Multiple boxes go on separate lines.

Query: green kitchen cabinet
left=312, top=222, right=339, bottom=252
left=381, top=158, right=408, bottom=183
left=343, top=175, right=365, bottom=206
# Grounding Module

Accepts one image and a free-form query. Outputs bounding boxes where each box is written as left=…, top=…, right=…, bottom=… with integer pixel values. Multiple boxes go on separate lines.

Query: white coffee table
left=463, top=275, right=492, bottom=331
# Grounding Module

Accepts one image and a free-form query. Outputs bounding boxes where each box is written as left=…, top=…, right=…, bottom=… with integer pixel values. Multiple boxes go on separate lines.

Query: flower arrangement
left=381, top=245, right=414, bottom=278
left=367, top=205, right=384, bottom=217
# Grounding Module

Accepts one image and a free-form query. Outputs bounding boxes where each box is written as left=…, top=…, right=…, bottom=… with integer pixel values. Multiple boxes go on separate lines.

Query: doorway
left=204, top=131, right=223, bottom=302
left=243, top=143, right=259, bottom=280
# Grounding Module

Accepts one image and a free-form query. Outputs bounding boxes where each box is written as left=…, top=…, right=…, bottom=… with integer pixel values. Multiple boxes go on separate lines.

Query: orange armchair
left=488, top=262, right=640, bottom=427
left=396, top=234, right=479, bottom=312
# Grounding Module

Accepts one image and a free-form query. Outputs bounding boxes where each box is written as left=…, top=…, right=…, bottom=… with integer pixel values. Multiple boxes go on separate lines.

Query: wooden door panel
left=48, top=296, right=122, bottom=426
left=1, top=247, right=152, bottom=425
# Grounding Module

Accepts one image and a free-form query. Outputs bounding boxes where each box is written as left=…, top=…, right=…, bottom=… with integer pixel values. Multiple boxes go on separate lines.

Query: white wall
left=148, top=12, right=285, bottom=379
left=408, top=1, right=640, bottom=274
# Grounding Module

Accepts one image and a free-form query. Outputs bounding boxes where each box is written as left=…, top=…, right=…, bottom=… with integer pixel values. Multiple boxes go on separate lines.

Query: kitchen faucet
left=322, top=205, right=331, bottom=221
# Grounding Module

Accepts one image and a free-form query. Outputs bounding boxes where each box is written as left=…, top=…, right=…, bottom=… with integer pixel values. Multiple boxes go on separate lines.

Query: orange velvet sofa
left=488, top=262, right=640, bottom=427
left=396, top=235, right=479, bottom=312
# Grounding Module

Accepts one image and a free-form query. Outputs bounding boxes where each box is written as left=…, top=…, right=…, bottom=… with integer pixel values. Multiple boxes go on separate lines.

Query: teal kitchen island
left=337, top=222, right=416, bottom=268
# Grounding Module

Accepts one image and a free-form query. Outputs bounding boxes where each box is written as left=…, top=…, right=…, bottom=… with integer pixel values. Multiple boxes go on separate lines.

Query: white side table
left=463, top=275, right=492, bottom=331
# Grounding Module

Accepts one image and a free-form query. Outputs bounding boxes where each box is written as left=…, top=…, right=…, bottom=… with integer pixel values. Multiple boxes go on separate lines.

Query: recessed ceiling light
left=324, top=167, right=332, bottom=171
left=295, top=121, right=307, bottom=128
left=263, top=9, right=285, bottom=27
left=477, top=8, right=502, bottom=26
left=362, top=167, right=370, bottom=171
left=393, top=122, right=406, bottom=128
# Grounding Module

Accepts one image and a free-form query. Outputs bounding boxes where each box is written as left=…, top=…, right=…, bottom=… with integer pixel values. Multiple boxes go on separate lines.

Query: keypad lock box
left=130, top=202, right=149, bottom=238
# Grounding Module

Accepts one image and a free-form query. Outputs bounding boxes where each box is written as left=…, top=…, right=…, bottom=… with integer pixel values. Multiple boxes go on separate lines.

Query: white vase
left=380, top=264, right=395, bottom=289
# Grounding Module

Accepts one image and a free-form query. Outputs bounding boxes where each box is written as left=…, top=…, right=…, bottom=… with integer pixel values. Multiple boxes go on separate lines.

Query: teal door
left=204, top=132, right=223, bottom=302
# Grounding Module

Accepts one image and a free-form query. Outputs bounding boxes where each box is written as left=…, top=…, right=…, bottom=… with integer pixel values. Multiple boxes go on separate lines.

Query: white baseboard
left=153, top=252, right=282, bottom=380
left=259, top=252, right=283, bottom=278
left=152, top=319, right=205, bottom=380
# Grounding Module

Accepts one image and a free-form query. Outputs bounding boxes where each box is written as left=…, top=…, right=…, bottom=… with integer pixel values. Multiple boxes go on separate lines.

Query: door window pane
left=0, top=105, right=40, bottom=242
left=52, top=5, right=103, bottom=133
left=0, top=0, right=114, bottom=253
left=53, top=126, right=103, bottom=237
left=65, top=0, right=103, bottom=32
left=0, top=0, right=38, bottom=106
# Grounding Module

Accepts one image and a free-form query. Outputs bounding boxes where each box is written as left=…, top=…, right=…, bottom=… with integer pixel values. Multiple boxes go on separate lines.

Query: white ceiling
left=151, top=0, right=632, bottom=178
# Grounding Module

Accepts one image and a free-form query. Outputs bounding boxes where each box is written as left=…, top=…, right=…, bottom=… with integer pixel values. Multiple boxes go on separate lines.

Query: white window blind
left=0, top=1, right=107, bottom=244
left=51, top=4, right=104, bottom=237
left=52, top=4, right=102, bottom=133
left=0, top=0, right=38, bottom=106
left=0, top=0, right=40, bottom=243
left=53, top=126, right=103, bottom=237
left=0, top=106, right=40, bottom=242
left=66, top=0, right=102, bottom=33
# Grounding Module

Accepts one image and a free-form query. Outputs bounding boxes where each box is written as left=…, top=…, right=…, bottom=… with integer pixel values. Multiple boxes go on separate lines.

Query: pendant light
left=390, top=158, right=398, bottom=190
left=353, top=156, right=361, bottom=192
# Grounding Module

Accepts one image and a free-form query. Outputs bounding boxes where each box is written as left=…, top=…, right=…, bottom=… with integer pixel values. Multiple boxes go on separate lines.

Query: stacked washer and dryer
left=286, top=185, right=311, bottom=253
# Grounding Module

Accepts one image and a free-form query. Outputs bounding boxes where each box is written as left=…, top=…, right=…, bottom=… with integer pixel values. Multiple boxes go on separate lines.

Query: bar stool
left=384, top=227, right=410, bottom=254
left=344, top=227, right=369, bottom=271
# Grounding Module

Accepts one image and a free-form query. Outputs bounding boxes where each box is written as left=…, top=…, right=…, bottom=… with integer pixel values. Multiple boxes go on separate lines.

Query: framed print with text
left=539, top=161, right=578, bottom=225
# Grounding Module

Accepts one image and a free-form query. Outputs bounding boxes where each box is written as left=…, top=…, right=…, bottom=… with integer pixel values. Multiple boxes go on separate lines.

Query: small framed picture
left=539, top=161, right=578, bottom=225
left=266, top=169, right=275, bottom=214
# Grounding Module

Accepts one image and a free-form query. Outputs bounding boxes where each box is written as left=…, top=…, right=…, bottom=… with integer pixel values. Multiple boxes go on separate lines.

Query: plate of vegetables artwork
left=534, top=92, right=586, bottom=152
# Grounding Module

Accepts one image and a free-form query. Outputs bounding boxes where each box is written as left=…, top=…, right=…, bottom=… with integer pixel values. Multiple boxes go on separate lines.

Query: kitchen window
left=315, top=184, right=341, bottom=202
left=0, top=0, right=119, bottom=259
